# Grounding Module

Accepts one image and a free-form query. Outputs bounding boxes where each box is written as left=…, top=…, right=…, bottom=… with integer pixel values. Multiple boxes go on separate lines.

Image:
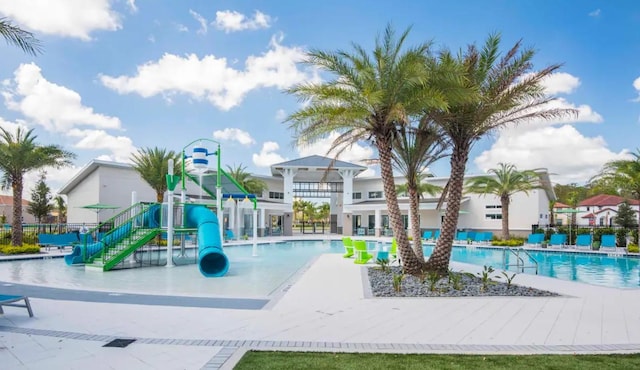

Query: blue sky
left=0, top=0, right=639, bottom=196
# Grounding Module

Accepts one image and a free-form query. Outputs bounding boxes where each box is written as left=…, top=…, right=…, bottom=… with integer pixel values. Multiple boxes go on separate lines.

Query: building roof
left=271, top=155, right=367, bottom=182
left=578, top=194, right=640, bottom=207
left=0, top=195, right=30, bottom=207
left=554, top=202, right=571, bottom=208
left=58, top=159, right=133, bottom=195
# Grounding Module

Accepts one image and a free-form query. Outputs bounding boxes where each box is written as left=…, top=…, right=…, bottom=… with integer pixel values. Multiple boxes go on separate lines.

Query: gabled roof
left=271, top=155, right=366, bottom=171
left=270, top=155, right=367, bottom=182
left=58, top=159, right=133, bottom=195
left=578, top=194, right=640, bottom=207
left=0, top=194, right=30, bottom=207
left=554, top=202, right=571, bottom=208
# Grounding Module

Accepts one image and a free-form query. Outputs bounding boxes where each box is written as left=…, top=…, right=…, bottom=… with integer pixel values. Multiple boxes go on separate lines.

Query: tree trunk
left=425, top=146, right=468, bottom=274
left=408, top=185, right=424, bottom=262
left=500, top=194, right=510, bottom=240
left=11, top=179, right=23, bottom=246
left=377, top=137, right=423, bottom=274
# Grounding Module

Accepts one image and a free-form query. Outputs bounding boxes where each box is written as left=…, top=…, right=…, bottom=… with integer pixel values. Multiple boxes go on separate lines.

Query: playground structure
left=64, top=138, right=257, bottom=277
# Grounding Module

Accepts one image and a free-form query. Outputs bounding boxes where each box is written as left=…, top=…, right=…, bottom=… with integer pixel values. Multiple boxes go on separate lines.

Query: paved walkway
left=2, top=253, right=640, bottom=369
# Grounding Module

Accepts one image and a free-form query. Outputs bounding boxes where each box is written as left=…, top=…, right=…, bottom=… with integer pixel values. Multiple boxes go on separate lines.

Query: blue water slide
left=64, top=204, right=161, bottom=265
left=185, top=205, right=228, bottom=277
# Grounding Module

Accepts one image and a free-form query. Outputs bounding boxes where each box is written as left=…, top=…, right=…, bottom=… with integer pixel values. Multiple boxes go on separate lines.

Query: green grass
left=234, top=351, right=640, bottom=370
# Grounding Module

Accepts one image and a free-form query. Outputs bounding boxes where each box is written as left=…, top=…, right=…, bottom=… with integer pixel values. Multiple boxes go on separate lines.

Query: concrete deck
left=1, top=250, right=640, bottom=369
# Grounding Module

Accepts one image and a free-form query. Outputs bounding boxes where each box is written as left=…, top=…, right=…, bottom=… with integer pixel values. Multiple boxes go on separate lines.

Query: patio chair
left=526, top=233, right=544, bottom=246
left=224, top=229, right=235, bottom=241
left=356, top=228, right=365, bottom=236
left=342, top=237, right=354, bottom=258
left=0, top=295, right=34, bottom=317
left=549, top=234, right=567, bottom=249
left=422, top=230, right=432, bottom=240
left=575, top=234, right=592, bottom=250
left=600, top=234, right=617, bottom=251
left=390, top=238, right=397, bottom=260
left=455, top=231, right=468, bottom=242
left=353, top=240, right=373, bottom=264
left=434, top=230, right=440, bottom=240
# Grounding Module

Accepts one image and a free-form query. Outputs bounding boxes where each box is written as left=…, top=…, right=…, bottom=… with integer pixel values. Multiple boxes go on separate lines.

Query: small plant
left=375, top=258, right=390, bottom=273
left=467, top=238, right=472, bottom=245
left=426, top=271, right=441, bottom=292
left=448, top=269, right=464, bottom=290
left=501, top=271, right=517, bottom=289
left=628, top=243, right=639, bottom=253
left=392, top=273, right=404, bottom=292
left=477, top=265, right=496, bottom=292
left=242, top=234, right=249, bottom=240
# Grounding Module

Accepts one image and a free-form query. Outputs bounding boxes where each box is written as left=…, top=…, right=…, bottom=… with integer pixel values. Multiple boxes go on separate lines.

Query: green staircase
left=87, top=227, right=160, bottom=271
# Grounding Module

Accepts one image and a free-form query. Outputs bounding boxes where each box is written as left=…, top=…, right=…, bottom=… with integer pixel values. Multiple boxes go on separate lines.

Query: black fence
left=531, top=224, right=638, bottom=246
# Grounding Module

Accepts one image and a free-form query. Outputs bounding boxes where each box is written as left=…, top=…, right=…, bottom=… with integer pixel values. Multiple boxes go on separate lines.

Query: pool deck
left=2, top=239, right=640, bottom=369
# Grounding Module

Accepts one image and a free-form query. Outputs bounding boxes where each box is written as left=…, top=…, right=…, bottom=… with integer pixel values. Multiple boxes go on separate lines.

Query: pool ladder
left=502, top=247, right=538, bottom=274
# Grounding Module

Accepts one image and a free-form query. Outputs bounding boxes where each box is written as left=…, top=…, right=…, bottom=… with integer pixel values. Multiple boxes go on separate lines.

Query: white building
left=575, top=194, right=640, bottom=227
left=59, top=156, right=555, bottom=237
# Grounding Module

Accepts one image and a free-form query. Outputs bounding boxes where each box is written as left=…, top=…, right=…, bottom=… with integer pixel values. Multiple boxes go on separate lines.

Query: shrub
left=491, top=239, right=524, bottom=247
left=615, top=229, right=628, bottom=248
left=593, top=227, right=615, bottom=243
left=631, top=229, right=639, bottom=245
left=628, top=243, right=639, bottom=253
left=0, top=245, right=40, bottom=255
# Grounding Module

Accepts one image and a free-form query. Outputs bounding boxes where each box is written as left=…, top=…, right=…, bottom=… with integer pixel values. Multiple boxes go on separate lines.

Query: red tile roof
left=554, top=202, right=571, bottom=208
left=581, top=213, right=595, bottom=218
left=0, top=194, right=30, bottom=206
left=578, top=194, right=640, bottom=207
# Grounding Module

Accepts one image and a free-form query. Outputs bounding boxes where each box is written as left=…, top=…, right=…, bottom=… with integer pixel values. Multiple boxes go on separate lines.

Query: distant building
left=576, top=194, right=640, bottom=227
left=0, top=194, right=36, bottom=224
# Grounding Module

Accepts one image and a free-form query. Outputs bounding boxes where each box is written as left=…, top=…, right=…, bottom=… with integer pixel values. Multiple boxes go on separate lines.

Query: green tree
left=0, top=127, right=75, bottom=245
left=286, top=25, right=451, bottom=274
left=392, top=123, right=446, bottom=260
left=591, top=149, right=640, bottom=240
left=465, top=163, right=544, bottom=239
left=615, top=201, right=638, bottom=229
left=0, top=17, right=42, bottom=56
left=316, top=202, right=330, bottom=223
left=27, top=171, right=52, bottom=223
left=53, top=195, right=66, bottom=224
left=424, top=35, right=574, bottom=274
left=131, top=147, right=181, bottom=203
left=225, top=164, right=267, bottom=196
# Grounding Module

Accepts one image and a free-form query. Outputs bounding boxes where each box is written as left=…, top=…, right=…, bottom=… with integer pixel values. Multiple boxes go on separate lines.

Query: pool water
left=0, top=241, right=637, bottom=298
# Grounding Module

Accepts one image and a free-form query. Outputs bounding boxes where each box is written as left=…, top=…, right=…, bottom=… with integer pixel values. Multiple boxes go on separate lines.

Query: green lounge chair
left=353, top=240, right=373, bottom=264
left=342, top=237, right=354, bottom=258
left=390, top=238, right=397, bottom=260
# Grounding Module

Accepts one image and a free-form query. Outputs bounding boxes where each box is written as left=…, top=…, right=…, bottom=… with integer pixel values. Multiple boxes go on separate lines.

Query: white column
left=235, top=200, right=241, bottom=240
left=375, top=209, right=381, bottom=237
left=252, top=209, right=258, bottom=256
left=229, top=201, right=235, bottom=230
left=339, top=170, right=354, bottom=206
left=281, top=168, right=297, bottom=208
left=216, top=187, right=223, bottom=244
left=260, top=208, right=266, bottom=228
left=166, top=159, right=174, bottom=268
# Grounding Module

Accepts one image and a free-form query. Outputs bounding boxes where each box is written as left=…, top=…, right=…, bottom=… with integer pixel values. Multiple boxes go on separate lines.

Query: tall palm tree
left=424, top=34, right=574, bottom=274
left=591, top=148, right=640, bottom=241
left=392, top=123, right=446, bottom=259
left=286, top=25, right=451, bottom=274
left=225, top=164, right=267, bottom=196
left=0, top=127, right=75, bottom=246
left=465, top=163, right=544, bottom=239
left=0, top=18, right=42, bottom=56
left=53, top=195, right=66, bottom=224
left=131, top=147, right=181, bottom=202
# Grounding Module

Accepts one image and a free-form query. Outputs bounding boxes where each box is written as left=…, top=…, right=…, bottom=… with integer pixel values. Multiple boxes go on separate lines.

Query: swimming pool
left=0, top=240, right=637, bottom=298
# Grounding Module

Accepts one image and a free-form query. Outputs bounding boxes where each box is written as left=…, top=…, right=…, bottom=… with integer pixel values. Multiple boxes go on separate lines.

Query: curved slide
left=185, top=205, right=229, bottom=277
left=64, top=205, right=161, bottom=266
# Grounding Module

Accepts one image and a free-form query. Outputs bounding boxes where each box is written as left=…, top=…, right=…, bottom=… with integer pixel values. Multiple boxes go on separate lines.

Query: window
left=352, top=192, right=362, bottom=200
left=485, top=214, right=502, bottom=220
left=586, top=207, right=590, bottom=211
left=268, top=191, right=284, bottom=199
left=485, top=205, right=502, bottom=209
left=368, top=191, right=383, bottom=199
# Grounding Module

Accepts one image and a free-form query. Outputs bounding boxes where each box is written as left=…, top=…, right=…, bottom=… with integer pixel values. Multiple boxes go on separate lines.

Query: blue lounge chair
left=0, top=295, right=34, bottom=317
left=224, top=229, right=235, bottom=241
left=549, top=234, right=567, bottom=249
left=422, top=230, right=432, bottom=240
left=434, top=230, right=440, bottom=240
left=455, top=231, right=468, bottom=241
left=526, top=233, right=544, bottom=246
left=575, top=234, right=592, bottom=250
left=600, top=234, right=616, bottom=251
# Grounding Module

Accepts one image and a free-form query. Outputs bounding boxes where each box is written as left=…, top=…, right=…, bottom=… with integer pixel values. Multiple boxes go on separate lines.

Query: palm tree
left=53, top=195, right=66, bottom=224
left=0, top=127, right=75, bottom=246
left=591, top=148, right=640, bottom=242
left=131, top=147, right=181, bottom=202
left=465, top=163, right=544, bottom=240
left=286, top=25, right=451, bottom=274
left=424, top=34, right=574, bottom=274
left=225, top=164, right=267, bottom=196
left=0, top=18, right=42, bottom=56
left=392, top=123, right=446, bottom=259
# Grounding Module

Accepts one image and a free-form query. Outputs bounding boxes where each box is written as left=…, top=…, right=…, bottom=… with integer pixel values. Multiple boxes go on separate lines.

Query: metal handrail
left=502, top=247, right=539, bottom=274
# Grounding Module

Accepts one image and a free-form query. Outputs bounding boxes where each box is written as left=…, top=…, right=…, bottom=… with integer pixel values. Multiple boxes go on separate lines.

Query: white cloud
left=474, top=125, right=628, bottom=184
left=3, top=63, right=122, bottom=133
left=0, top=0, right=121, bottom=40
left=126, top=0, right=137, bottom=13
left=213, top=128, right=255, bottom=146
left=175, top=23, right=189, bottom=32
left=100, top=35, right=316, bottom=110
left=275, top=109, right=286, bottom=121
left=67, top=128, right=136, bottom=163
left=296, top=131, right=374, bottom=166
left=252, top=141, right=285, bottom=167
left=633, top=76, right=640, bottom=102
left=541, top=72, right=581, bottom=95
left=589, top=9, right=601, bottom=17
left=189, top=9, right=208, bottom=35
left=213, top=10, right=271, bottom=33
left=0, top=116, right=27, bottom=133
